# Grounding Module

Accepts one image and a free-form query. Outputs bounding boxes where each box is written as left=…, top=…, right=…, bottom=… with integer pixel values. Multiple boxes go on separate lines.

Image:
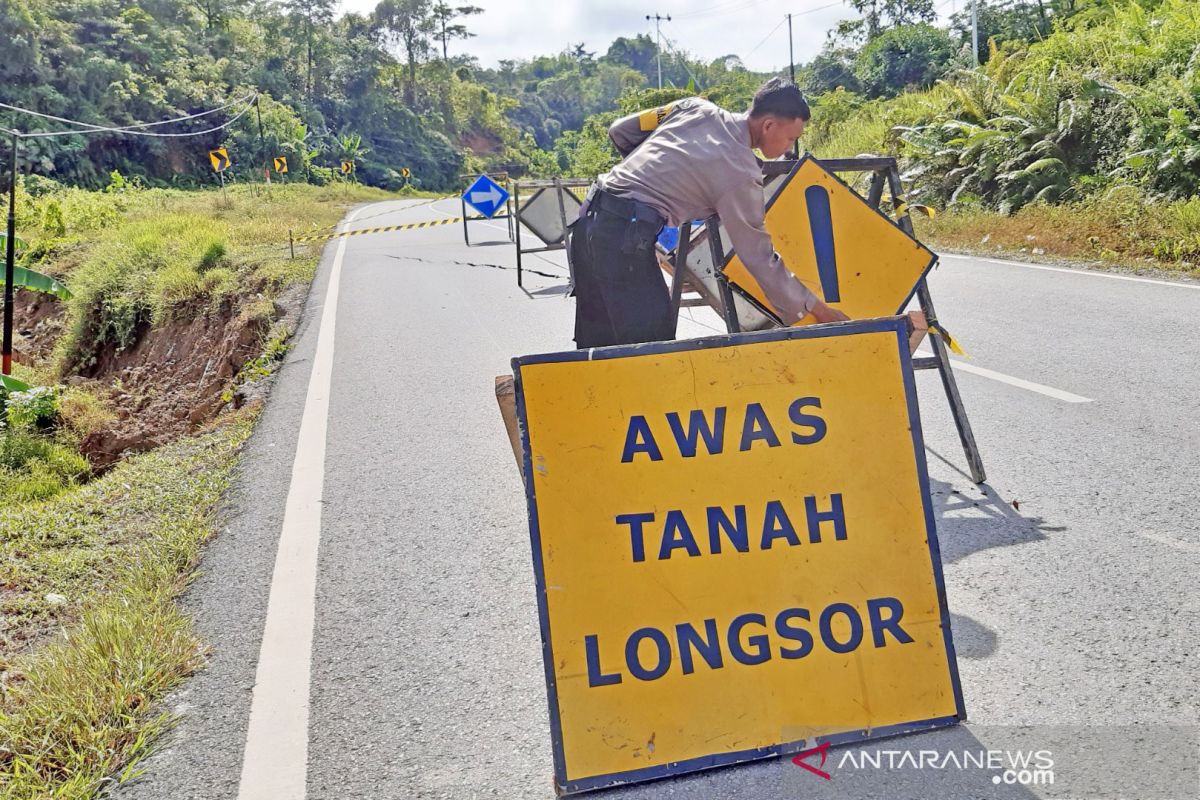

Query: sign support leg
left=461, top=195, right=471, bottom=247
left=707, top=219, right=741, bottom=334
left=884, top=166, right=986, bottom=483
left=507, top=184, right=515, bottom=243
left=514, top=183, right=523, bottom=287
left=668, top=221, right=693, bottom=338
left=553, top=179, right=577, bottom=289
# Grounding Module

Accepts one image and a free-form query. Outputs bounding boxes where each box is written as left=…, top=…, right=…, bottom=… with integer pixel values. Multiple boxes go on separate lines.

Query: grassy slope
left=804, top=0, right=1200, bottom=278
left=0, top=414, right=253, bottom=798
left=0, top=182, right=406, bottom=797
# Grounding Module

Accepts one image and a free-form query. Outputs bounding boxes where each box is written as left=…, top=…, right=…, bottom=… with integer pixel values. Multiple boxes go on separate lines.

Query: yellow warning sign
left=513, top=318, right=963, bottom=795
left=401, top=167, right=411, bottom=178
left=723, top=156, right=936, bottom=324
left=208, top=147, right=231, bottom=172
left=273, top=156, right=288, bottom=174
left=341, top=161, right=353, bottom=175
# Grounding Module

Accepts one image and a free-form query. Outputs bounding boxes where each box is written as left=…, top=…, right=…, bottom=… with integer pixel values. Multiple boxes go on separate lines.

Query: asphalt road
left=118, top=198, right=1199, bottom=800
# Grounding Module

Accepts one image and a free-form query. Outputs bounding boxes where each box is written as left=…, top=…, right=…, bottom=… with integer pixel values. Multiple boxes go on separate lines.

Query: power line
left=659, top=33, right=702, bottom=88
left=675, top=0, right=771, bottom=21
left=787, top=1, right=844, bottom=18
left=745, top=16, right=789, bottom=59
left=0, top=93, right=258, bottom=139
left=742, top=2, right=843, bottom=64
left=0, top=92, right=255, bottom=133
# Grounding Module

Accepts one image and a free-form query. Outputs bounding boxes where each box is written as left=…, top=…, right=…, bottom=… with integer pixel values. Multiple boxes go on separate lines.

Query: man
left=571, top=77, right=848, bottom=349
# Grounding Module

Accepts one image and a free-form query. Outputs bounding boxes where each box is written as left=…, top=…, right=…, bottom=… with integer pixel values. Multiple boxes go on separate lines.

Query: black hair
left=749, top=77, right=811, bottom=122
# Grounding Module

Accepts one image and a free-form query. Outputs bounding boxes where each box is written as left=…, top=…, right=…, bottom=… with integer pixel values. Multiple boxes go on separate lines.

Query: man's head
left=747, top=77, right=811, bottom=159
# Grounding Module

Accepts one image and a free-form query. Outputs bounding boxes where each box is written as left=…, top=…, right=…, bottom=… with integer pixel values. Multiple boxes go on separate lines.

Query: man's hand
left=809, top=300, right=849, bottom=324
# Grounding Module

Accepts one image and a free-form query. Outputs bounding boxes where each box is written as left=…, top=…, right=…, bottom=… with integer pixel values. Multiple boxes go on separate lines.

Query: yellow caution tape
left=892, top=201, right=937, bottom=221
left=928, top=324, right=968, bottom=358
left=293, top=215, right=478, bottom=243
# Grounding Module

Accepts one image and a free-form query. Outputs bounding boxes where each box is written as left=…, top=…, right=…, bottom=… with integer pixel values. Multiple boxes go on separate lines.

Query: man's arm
left=607, top=102, right=679, bottom=157
left=715, top=179, right=848, bottom=324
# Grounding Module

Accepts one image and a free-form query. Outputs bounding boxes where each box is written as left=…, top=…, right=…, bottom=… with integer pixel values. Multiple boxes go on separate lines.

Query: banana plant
left=333, top=132, right=370, bottom=164
left=281, top=123, right=322, bottom=180
left=0, top=373, right=32, bottom=393
left=0, top=234, right=72, bottom=300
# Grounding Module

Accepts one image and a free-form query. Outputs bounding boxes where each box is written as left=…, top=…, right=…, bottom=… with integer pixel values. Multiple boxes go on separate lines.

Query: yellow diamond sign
left=723, top=156, right=936, bottom=324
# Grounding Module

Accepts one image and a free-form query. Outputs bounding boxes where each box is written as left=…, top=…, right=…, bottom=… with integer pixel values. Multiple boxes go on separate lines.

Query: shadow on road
left=521, top=283, right=571, bottom=299
left=925, top=448, right=1064, bottom=566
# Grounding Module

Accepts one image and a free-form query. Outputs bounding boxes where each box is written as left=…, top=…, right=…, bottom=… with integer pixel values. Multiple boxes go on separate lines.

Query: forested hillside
left=3, top=0, right=1197, bottom=255
left=0, top=0, right=772, bottom=191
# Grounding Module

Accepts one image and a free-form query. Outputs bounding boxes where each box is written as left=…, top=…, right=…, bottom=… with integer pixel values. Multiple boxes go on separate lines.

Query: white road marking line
left=236, top=205, right=364, bottom=800
left=1136, top=530, right=1200, bottom=554
left=941, top=253, right=1200, bottom=290
left=950, top=360, right=1094, bottom=403
left=914, top=348, right=1094, bottom=403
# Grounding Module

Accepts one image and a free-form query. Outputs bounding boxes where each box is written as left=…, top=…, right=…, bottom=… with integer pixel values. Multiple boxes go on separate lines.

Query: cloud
left=336, top=0, right=863, bottom=72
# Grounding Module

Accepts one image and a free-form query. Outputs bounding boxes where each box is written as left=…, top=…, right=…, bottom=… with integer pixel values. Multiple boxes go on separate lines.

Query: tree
left=837, top=0, right=936, bottom=43
left=603, top=34, right=658, bottom=80
left=282, top=0, right=337, bottom=101
left=804, top=46, right=863, bottom=95
left=948, top=0, right=1053, bottom=65
left=375, top=0, right=434, bottom=106
left=429, top=3, right=481, bottom=61
left=854, top=23, right=954, bottom=97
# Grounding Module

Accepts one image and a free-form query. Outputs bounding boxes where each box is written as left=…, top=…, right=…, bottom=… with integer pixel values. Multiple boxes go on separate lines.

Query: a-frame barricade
left=665, top=156, right=986, bottom=484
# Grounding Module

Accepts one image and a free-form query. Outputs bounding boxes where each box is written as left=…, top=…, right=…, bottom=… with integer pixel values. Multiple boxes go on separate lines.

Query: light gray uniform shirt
left=597, top=97, right=819, bottom=323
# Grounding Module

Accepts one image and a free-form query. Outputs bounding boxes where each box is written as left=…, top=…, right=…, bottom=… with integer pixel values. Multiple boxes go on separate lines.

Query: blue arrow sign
left=463, top=174, right=510, bottom=218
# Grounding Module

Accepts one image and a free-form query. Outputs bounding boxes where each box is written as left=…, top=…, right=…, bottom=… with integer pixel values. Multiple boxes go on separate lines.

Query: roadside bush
left=309, top=166, right=335, bottom=186
left=5, top=386, right=60, bottom=431
left=811, top=0, right=1200, bottom=212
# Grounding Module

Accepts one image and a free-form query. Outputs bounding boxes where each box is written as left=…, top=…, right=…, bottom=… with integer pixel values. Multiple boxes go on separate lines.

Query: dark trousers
left=571, top=195, right=672, bottom=349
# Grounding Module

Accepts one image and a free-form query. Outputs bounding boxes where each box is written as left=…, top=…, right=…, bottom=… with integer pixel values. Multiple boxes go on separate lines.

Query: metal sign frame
left=459, top=172, right=515, bottom=247
left=664, top=156, right=986, bottom=483
left=722, top=154, right=937, bottom=327
left=512, top=178, right=590, bottom=288
left=512, top=316, right=966, bottom=795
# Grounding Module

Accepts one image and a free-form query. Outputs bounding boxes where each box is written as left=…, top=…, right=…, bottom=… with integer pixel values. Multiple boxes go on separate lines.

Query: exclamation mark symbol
left=804, top=185, right=839, bottom=303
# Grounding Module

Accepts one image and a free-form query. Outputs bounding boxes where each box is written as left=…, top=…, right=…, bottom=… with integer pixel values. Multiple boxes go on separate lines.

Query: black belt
left=590, top=188, right=667, bottom=228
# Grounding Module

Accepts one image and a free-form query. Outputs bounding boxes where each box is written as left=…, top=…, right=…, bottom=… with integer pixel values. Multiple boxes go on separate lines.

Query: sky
left=332, top=0, right=949, bottom=74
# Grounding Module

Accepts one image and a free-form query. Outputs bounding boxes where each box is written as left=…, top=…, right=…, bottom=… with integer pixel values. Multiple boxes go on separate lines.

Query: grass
left=0, top=176, right=402, bottom=798
left=0, top=412, right=255, bottom=798
left=913, top=189, right=1200, bottom=275
left=804, top=94, right=1200, bottom=276
left=10, top=179, right=396, bottom=372
left=0, top=432, right=90, bottom=505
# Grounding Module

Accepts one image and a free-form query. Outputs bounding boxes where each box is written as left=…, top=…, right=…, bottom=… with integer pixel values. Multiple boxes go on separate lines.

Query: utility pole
left=3, top=131, right=17, bottom=376
left=972, top=0, right=980, bottom=67
left=645, top=13, right=671, bottom=89
left=788, top=13, right=800, bottom=160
